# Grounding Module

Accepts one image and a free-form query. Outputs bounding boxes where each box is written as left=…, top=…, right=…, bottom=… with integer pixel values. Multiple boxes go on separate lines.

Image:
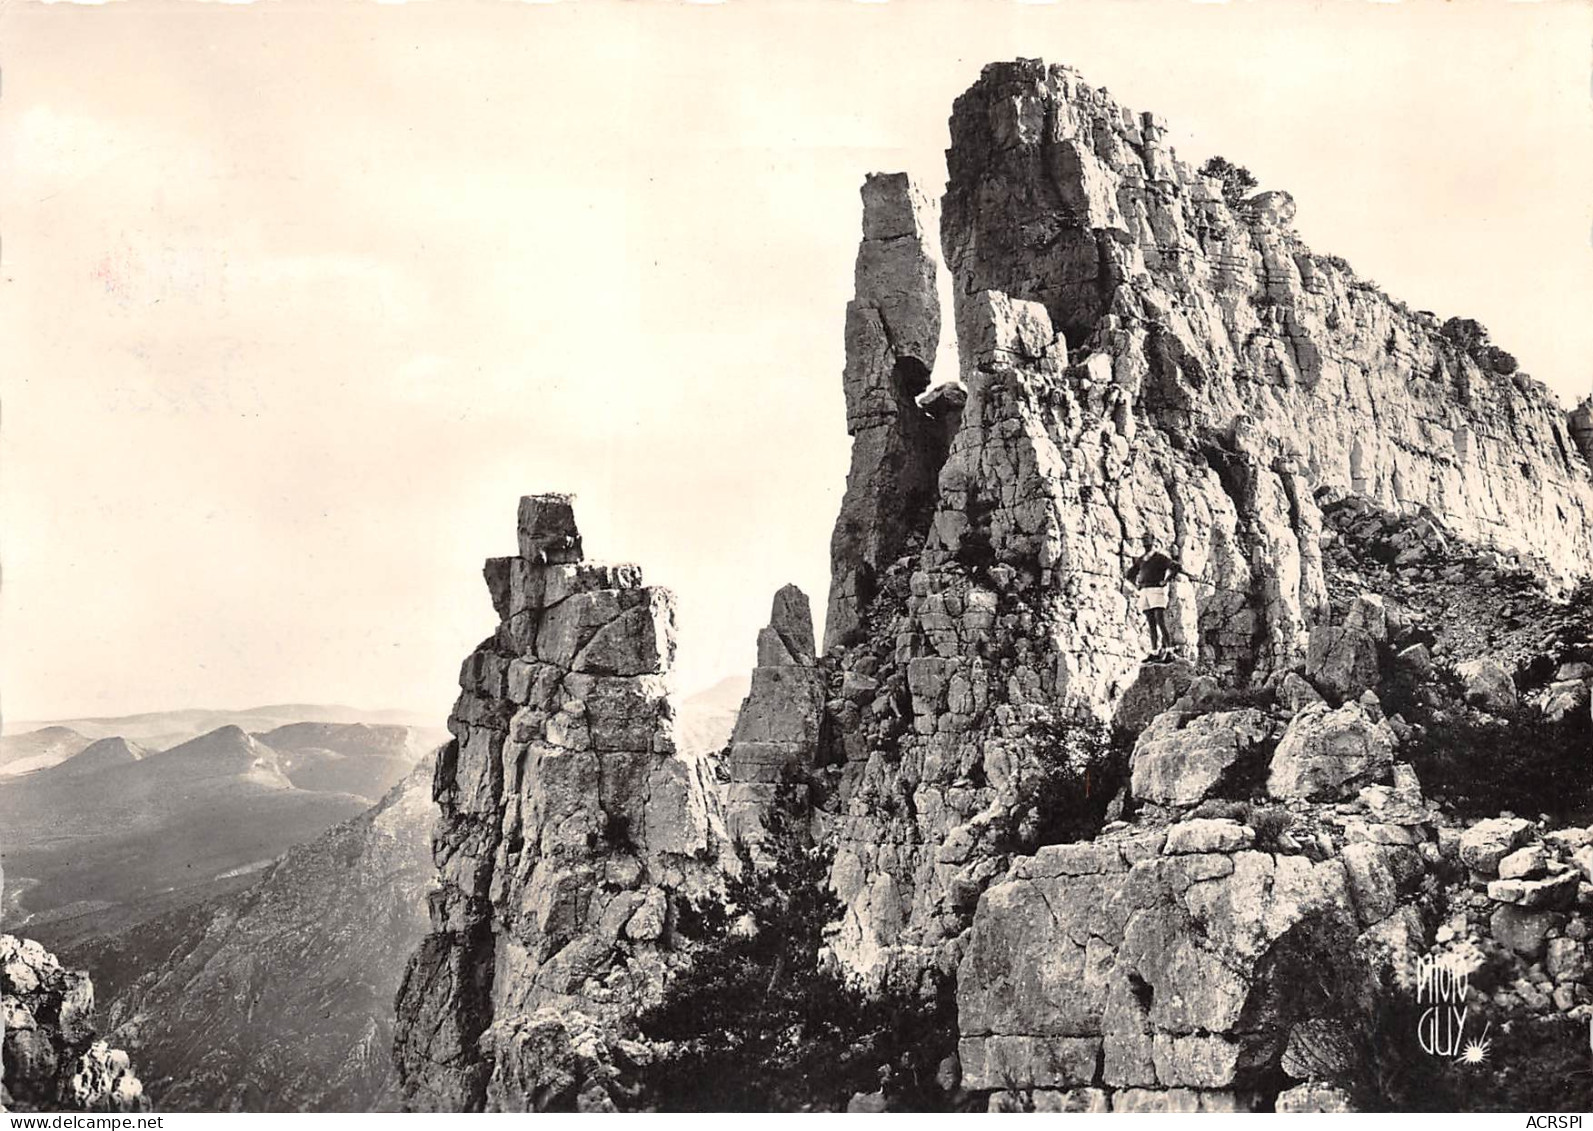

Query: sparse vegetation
left=1399, top=706, right=1593, bottom=825
left=993, top=717, right=1130, bottom=854
left=1439, top=317, right=1519, bottom=375
left=1245, top=803, right=1294, bottom=852
left=1199, top=155, right=1258, bottom=205
left=636, top=784, right=961, bottom=1112
left=1350, top=987, right=1593, bottom=1111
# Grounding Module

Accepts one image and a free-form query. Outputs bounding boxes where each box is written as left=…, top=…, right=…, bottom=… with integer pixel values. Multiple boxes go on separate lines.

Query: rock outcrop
left=959, top=830, right=1367, bottom=1110
left=825, top=173, right=956, bottom=650
left=396, top=59, right=1593, bottom=1114
left=394, top=495, right=721, bottom=1112
left=940, top=59, right=1592, bottom=593
left=724, top=584, right=825, bottom=843
left=812, top=57, right=1593, bottom=993
left=1, top=935, right=147, bottom=1112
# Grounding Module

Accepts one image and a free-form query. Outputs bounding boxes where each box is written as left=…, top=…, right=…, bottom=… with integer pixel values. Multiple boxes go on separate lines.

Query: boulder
left=1275, top=1083, right=1355, bottom=1113
left=1114, top=659, right=1198, bottom=733
left=1456, top=658, right=1517, bottom=714
left=1267, top=702, right=1396, bottom=801
left=1344, top=594, right=1388, bottom=644
left=1490, top=905, right=1560, bottom=960
left=1547, top=937, right=1589, bottom=982
left=1572, top=845, right=1593, bottom=884
left=1277, top=671, right=1324, bottom=717
left=1306, top=625, right=1381, bottom=702
left=1497, top=845, right=1550, bottom=880
left=1488, top=871, right=1579, bottom=911
left=1164, top=818, right=1254, bottom=855
left=1394, top=643, right=1434, bottom=681
left=1458, top=817, right=1535, bottom=874
left=1130, top=709, right=1272, bottom=805
left=1542, top=679, right=1590, bottom=723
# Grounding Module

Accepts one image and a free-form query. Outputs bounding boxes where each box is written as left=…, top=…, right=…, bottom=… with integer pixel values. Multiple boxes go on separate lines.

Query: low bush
left=1400, top=707, right=1593, bottom=824
left=636, top=787, right=961, bottom=1111
left=1199, top=155, right=1258, bottom=204
left=993, top=717, right=1130, bottom=854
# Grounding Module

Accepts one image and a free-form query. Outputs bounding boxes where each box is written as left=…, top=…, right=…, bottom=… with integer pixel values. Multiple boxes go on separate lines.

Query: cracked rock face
left=814, top=56, right=1593, bottom=991
left=725, top=584, right=825, bottom=844
left=394, top=496, right=722, bottom=1112
left=1, top=935, right=148, bottom=1113
left=957, top=830, right=1364, bottom=1103
left=825, top=173, right=952, bottom=652
left=942, top=59, right=1593, bottom=588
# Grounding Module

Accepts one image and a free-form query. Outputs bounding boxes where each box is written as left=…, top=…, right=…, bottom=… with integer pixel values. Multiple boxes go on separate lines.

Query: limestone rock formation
left=724, top=584, right=825, bottom=842
left=1129, top=708, right=1272, bottom=806
left=395, top=58, right=1593, bottom=1114
left=811, top=57, right=1593, bottom=994
left=825, top=174, right=956, bottom=651
left=1456, top=658, right=1518, bottom=714
left=1, top=935, right=147, bottom=1112
left=959, top=831, right=1362, bottom=1106
left=940, top=59, right=1592, bottom=594
left=394, top=495, right=721, bottom=1112
left=1266, top=701, right=1397, bottom=802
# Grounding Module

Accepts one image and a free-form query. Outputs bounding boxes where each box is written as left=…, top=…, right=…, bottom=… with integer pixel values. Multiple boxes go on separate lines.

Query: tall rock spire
left=824, top=173, right=960, bottom=652
left=395, top=494, right=720, bottom=1112
left=724, top=584, right=825, bottom=843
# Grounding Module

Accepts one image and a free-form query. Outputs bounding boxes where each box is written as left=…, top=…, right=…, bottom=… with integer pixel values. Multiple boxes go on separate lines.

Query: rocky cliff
left=1, top=935, right=147, bottom=1112
left=394, top=495, right=722, bottom=1112
left=817, top=56, right=1593, bottom=986
left=394, top=60, right=1593, bottom=1113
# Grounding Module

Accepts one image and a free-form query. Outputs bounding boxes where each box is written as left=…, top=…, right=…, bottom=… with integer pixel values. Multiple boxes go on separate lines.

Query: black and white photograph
left=2, top=0, right=1591, bottom=1116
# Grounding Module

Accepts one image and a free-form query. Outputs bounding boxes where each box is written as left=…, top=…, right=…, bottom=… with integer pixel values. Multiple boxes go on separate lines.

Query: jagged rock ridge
left=392, top=60, right=1593, bottom=1114
left=817, top=56, right=1593, bottom=987
left=394, top=495, right=722, bottom=1112
left=1, top=935, right=148, bottom=1112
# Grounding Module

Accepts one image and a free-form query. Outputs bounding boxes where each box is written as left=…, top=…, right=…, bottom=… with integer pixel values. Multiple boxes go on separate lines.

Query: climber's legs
left=1147, top=607, right=1171, bottom=655
left=1138, top=586, right=1172, bottom=660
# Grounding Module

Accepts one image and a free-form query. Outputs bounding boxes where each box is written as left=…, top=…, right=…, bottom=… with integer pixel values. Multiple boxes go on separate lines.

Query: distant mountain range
left=2, top=704, right=444, bottom=770
left=0, top=725, right=96, bottom=776
left=69, top=763, right=435, bottom=1112
left=677, top=674, right=748, bottom=758
left=1, top=706, right=446, bottom=951
left=4, top=686, right=744, bottom=1110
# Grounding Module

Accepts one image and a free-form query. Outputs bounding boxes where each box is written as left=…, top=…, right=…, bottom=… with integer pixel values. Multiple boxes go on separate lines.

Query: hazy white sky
left=2, top=0, right=1589, bottom=724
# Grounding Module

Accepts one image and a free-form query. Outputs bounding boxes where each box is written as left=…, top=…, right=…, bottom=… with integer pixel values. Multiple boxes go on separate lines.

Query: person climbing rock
left=1126, top=532, right=1182, bottom=662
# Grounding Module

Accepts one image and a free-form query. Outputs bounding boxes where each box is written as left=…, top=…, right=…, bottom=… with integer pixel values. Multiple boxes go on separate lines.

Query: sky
left=2, top=0, right=1589, bottom=725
